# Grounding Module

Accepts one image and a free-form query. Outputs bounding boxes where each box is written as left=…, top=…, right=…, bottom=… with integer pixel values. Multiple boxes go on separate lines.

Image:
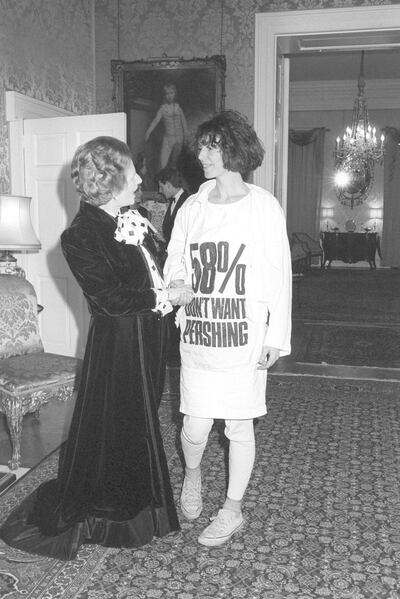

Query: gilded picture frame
left=111, top=55, right=226, bottom=193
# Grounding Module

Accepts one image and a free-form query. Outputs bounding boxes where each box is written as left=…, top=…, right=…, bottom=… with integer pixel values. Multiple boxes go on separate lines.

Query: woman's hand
left=257, top=346, right=280, bottom=370
left=169, top=279, right=185, bottom=288
left=168, top=284, right=193, bottom=306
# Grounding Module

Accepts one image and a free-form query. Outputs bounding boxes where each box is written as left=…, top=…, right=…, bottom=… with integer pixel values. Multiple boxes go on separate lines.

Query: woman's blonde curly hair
left=71, top=136, right=132, bottom=206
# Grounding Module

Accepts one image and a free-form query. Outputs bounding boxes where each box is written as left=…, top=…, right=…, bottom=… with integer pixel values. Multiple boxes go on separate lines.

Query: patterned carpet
left=1, top=370, right=400, bottom=598
left=293, top=321, right=400, bottom=368
left=291, top=268, right=400, bottom=369
left=294, top=268, right=400, bottom=325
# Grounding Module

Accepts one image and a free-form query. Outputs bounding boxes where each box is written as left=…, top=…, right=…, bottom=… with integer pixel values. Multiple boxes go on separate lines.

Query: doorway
left=254, top=5, right=400, bottom=212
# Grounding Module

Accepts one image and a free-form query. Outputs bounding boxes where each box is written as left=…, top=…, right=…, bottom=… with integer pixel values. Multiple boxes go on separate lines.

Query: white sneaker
left=198, top=508, right=244, bottom=547
left=180, top=475, right=202, bottom=520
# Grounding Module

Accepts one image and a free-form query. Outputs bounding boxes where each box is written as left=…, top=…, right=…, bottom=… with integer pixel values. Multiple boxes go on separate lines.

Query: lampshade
left=321, top=207, right=334, bottom=219
left=0, top=195, right=41, bottom=251
left=370, top=208, right=383, bottom=220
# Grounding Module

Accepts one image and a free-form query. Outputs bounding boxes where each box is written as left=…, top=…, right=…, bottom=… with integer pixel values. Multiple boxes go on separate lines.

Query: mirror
left=334, top=157, right=374, bottom=208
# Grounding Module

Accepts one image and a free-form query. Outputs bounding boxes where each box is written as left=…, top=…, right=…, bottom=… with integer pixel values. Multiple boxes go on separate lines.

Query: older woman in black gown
left=0, top=136, right=192, bottom=560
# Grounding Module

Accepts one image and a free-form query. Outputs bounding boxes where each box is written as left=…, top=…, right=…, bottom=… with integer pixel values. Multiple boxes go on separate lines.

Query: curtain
left=382, top=127, right=400, bottom=267
left=287, top=128, right=326, bottom=239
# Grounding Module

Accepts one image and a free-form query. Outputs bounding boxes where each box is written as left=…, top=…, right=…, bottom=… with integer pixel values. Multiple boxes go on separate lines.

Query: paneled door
left=23, top=113, right=126, bottom=357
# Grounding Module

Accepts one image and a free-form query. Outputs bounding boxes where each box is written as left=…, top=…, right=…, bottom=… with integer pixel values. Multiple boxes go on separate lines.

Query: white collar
left=173, top=188, right=184, bottom=202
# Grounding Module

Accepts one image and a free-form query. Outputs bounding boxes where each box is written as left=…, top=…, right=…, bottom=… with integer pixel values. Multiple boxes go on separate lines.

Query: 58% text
left=190, top=242, right=246, bottom=295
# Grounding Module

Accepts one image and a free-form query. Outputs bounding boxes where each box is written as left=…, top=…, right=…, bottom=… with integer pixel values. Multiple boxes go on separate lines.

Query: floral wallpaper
left=0, top=0, right=95, bottom=193
left=0, top=0, right=396, bottom=193
left=95, top=0, right=394, bottom=118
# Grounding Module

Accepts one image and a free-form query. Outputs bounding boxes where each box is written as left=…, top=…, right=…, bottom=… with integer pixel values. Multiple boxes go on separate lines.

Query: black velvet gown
left=0, top=201, right=179, bottom=560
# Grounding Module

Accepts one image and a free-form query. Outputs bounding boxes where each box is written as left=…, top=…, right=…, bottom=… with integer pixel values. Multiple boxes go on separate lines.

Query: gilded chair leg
left=4, top=404, right=23, bottom=470
left=0, top=385, right=76, bottom=470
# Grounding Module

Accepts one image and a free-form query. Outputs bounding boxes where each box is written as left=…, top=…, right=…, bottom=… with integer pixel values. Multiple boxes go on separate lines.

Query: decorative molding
left=5, top=92, right=73, bottom=198
left=5, top=91, right=73, bottom=122
left=290, top=79, right=400, bottom=112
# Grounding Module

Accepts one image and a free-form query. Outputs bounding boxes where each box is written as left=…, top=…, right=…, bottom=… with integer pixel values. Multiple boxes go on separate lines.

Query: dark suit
left=162, top=189, right=189, bottom=365
left=162, top=190, right=189, bottom=245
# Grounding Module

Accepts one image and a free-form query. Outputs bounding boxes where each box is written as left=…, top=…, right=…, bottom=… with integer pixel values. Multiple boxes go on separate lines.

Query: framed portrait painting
left=111, top=55, right=226, bottom=194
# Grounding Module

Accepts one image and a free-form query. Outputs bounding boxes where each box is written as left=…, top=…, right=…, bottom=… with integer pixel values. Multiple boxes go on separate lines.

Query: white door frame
left=5, top=92, right=74, bottom=275
left=5, top=91, right=73, bottom=195
left=254, top=5, right=400, bottom=212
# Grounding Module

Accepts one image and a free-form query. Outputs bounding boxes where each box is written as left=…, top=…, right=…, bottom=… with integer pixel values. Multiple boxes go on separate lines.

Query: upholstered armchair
left=0, top=274, right=81, bottom=470
left=291, top=232, right=323, bottom=269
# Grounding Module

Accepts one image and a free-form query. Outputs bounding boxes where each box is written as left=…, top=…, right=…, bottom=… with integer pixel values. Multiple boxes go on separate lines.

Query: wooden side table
left=321, top=232, right=382, bottom=269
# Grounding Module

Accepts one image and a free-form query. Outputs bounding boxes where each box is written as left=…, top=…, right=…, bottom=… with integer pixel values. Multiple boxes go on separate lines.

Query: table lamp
left=0, top=194, right=41, bottom=277
left=370, top=207, right=383, bottom=231
left=321, top=207, right=334, bottom=231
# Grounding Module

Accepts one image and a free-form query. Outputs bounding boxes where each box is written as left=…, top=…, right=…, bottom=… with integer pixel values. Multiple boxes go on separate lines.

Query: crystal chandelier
left=334, top=51, right=385, bottom=207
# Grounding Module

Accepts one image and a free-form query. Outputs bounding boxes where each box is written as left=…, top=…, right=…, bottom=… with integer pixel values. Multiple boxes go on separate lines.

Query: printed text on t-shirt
left=190, top=241, right=246, bottom=295
left=183, top=241, right=248, bottom=347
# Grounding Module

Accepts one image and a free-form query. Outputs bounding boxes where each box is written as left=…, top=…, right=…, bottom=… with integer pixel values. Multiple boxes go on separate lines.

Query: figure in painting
left=145, top=83, right=188, bottom=171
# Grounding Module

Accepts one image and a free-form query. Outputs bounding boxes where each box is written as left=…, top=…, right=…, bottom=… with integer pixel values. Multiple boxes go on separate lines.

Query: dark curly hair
left=71, top=136, right=133, bottom=206
left=195, top=110, right=265, bottom=176
left=155, top=167, right=183, bottom=188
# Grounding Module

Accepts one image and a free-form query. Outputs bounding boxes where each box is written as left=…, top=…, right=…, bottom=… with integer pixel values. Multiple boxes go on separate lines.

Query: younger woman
left=164, top=111, right=292, bottom=547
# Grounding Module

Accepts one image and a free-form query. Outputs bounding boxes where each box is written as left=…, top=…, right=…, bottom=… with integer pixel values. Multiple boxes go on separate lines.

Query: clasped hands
left=167, top=279, right=194, bottom=306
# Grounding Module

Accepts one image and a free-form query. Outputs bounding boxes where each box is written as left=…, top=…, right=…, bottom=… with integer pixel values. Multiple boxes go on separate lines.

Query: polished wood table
left=321, top=232, right=381, bottom=269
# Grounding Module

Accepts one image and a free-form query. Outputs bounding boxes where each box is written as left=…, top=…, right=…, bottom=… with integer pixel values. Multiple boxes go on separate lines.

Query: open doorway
left=254, top=5, right=400, bottom=210
left=254, top=6, right=400, bottom=268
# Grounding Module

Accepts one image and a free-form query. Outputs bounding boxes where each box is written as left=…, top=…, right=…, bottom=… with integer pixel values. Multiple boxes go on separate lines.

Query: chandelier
left=334, top=51, right=385, bottom=208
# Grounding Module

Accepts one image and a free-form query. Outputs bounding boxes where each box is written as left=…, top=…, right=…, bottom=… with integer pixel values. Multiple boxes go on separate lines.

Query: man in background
left=157, top=167, right=189, bottom=245
left=156, top=167, right=190, bottom=366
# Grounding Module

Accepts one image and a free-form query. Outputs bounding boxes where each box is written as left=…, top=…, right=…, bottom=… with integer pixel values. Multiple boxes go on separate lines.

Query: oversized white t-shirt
left=164, top=181, right=292, bottom=420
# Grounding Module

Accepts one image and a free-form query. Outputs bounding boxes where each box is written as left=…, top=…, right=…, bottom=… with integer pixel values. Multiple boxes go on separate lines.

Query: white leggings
left=181, top=415, right=256, bottom=501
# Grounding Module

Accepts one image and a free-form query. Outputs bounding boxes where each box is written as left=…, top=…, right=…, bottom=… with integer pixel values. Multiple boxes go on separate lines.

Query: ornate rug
left=294, top=322, right=400, bottom=368
left=1, top=373, right=400, bottom=598
left=294, top=268, right=400, bottom=325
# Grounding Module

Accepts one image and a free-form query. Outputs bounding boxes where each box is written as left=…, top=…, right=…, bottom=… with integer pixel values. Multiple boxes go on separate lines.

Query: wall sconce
left=0, top=195, right=41, bottom=277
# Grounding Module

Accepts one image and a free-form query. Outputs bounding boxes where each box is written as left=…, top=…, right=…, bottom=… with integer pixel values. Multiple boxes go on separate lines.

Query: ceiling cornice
left=290, top=79, right=400, bottom=111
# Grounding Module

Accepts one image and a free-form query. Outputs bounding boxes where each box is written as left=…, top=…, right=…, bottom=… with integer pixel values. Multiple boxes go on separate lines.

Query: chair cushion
left=0, top=353, right=81, bottom=395
left=0, top=275, right=44, bottom=359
